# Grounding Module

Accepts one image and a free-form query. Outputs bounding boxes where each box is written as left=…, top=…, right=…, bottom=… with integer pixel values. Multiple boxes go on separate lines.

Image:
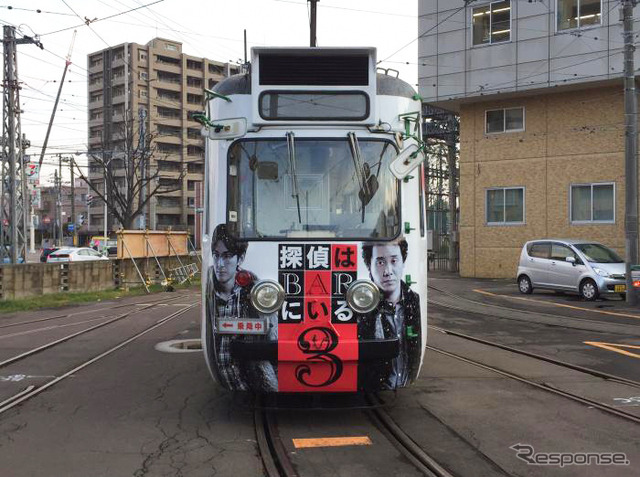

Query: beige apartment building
left=419, top=1, right=635, bottom=278
left=459, top=87, right=626, bottom=277
left=87, top=37, right=239, bottom=235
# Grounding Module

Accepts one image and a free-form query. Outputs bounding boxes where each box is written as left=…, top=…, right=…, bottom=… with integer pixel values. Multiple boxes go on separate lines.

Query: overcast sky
left=2, top=0, right=418, bottom=183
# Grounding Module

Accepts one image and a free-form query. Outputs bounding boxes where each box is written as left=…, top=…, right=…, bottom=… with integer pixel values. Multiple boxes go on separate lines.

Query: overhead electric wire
left=114, top=0, right=242, bottom=60
left=41, top=0, right=166, bottom=36
left=273, top=0, right=415, bottom=18
left=18, top=49, right=87, bottom=78
left=379, top=3, right=467, bottom=65
left=0, top=5, right=75, bottom=16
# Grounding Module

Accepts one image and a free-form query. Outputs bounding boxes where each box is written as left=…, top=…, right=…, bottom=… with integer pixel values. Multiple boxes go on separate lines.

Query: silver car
left=517, top=239, right=626, bottom=301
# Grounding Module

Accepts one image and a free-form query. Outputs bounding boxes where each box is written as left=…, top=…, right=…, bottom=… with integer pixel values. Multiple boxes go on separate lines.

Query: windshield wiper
left=286, top=132, right=302, bottom=224
left=348, top=132, right=379, bottom=221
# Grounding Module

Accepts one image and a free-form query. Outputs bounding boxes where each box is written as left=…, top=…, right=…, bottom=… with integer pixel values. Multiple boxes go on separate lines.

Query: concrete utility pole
left=54, top=169, right=59, bottom=246
left=623, top=0, right=638, bottom=305
left=447, top=139, right=458, bottom=273
left=309, top=0, right=319, bottom=47
left=70, top=157, right=76, bottom=246
left=138, top=108, right=147, bottom=230
left=57, top=155, right=63, bottom=246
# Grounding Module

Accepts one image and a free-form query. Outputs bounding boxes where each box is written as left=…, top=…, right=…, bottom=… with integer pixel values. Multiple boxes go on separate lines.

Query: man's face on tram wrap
left=369, top=244, right=404, bottom=302
left=212, top=240, right=243, bottom=288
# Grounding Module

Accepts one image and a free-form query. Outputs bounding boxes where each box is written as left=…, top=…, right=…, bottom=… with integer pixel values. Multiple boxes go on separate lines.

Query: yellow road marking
left=292, top=436, right=372, bottom=449
left=584, top=341, right=640, bottom=359
left=473, top=289, right=640, bottom=320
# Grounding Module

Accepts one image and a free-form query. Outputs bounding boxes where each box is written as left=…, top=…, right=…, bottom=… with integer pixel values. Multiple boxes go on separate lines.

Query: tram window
left=227, top=138, right=400, bottom=240
left=259, top=92, right=369, bottom=121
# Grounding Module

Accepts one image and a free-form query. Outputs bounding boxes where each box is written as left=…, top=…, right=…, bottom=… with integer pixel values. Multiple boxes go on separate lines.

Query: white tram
left=200, top=47, right=427, bottom=393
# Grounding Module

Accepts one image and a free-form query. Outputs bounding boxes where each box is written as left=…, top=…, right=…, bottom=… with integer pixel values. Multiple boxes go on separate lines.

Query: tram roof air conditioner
left=251, top=47, right=377, bottom=126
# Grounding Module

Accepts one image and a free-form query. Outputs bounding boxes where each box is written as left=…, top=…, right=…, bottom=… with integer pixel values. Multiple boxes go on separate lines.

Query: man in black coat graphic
left=358, top=238, right=421, bottom=390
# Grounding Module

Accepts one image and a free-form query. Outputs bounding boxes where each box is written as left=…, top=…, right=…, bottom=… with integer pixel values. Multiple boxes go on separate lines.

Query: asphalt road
left=0, top=283, right=639, bottom=476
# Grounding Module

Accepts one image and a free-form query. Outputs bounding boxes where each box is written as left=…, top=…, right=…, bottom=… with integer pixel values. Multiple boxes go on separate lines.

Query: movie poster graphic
left=205, top=224, right=422, bottom=393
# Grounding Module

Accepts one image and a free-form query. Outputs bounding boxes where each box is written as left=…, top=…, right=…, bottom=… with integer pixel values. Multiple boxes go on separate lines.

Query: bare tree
left=75, top=113, right=186, bottom=230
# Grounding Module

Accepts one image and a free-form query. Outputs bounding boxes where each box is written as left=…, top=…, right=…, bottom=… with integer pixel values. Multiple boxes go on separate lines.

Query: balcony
left=155, top=61, right=181, bottom=75
left=88, top=61, right=103, bottom=74
left=89, top=116, right=104, bottom=127
left=111, top=56, right=126, bottom=68
left=154, top=75, right=181, bottom=91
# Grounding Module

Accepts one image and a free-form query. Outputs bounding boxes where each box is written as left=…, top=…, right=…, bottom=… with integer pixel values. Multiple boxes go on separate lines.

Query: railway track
left=428, top=284, right=640, bottom=332
left=0, top=290, right=197, bottom=330
left=428, top=283, right=640, bottom=387
left=426, top=343, right=640, bottom=425
left=428, top=324, right=640, bottom=389
left=427, top=284, right=640, bottom=422
left=254, top=394, right=456, bottom=477
left=0, top=297, right=199, bottom=415
left=0, top=293, right=196, bottom=368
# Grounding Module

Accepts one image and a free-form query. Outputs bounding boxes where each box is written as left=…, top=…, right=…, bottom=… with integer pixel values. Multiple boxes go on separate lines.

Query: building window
left=485, top=107, right=524, bottom=133
left=570, top=182, right=614, bottom=223
left=472, top=1, right=511, bottom=46
left=486, top=187, right=524, bottom=225
left=165, top=43, right=178, bottom=52
left=139, top=71, right=148, bottom=80
left=557, top=0, right=601, bottom=31
left=138, top=50, right=147, bottom=61
left=187, top=76, right=203, bottom=88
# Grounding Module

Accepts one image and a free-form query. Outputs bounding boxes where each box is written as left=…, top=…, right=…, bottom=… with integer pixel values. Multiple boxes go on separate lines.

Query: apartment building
left=87, top=38, right=239, bottom=236
left=419, top=0, right=638, bottom=278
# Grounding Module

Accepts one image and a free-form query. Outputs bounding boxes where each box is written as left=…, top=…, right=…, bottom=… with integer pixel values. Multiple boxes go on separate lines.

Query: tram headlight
left=250, top=280, right=285, bottom=314
left=346, top=280, right=380, bottom=314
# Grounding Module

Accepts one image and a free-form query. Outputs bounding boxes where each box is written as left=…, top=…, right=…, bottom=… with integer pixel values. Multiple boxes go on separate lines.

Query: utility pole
left=623, top=0, right=638, bottom=305
left=447, top=137, right=458, bottom=272
left=138, top=108, right=147, bottom=230
left=54, top=169, right=59, bottom=246
left=309, top=0, right=319, bottom=47
left=57, top=155, right=63, bottom=246
left=70, top=157, right=76, bottom=246
left=1, top=26, right=42, bottom=263
left=244, top=29, right=247, bottom=65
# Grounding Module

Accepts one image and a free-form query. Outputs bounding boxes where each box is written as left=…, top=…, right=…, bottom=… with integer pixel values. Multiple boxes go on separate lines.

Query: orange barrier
left=116, top=230, right=188, bottom=259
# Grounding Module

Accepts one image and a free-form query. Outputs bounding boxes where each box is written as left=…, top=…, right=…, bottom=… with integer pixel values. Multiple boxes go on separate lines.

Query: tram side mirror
left=389, top=144, right=426, bottom=180
left=257, top=161, right=279, bottom=180
left=202, top=118, right=248, bottom=140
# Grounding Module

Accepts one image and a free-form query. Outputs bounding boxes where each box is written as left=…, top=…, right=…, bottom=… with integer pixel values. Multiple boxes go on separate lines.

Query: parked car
left=47, top=247, right=110, bottom=263
left=40, top=246, right=59, bottom=263
left=517, top=239, right=626, bottom=301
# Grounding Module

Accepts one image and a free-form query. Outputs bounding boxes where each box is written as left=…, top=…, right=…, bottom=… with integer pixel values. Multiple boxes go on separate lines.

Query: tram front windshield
left=227, top=138, right=400, bottom=240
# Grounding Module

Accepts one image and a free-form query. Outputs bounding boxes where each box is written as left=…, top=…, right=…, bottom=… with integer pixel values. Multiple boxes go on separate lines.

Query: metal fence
left=427, top=229, right=459, bottom=272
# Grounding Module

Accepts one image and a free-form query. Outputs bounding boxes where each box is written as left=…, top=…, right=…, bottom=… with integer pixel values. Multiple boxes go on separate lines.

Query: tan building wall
left=459, top=86, right=628, bottom=278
